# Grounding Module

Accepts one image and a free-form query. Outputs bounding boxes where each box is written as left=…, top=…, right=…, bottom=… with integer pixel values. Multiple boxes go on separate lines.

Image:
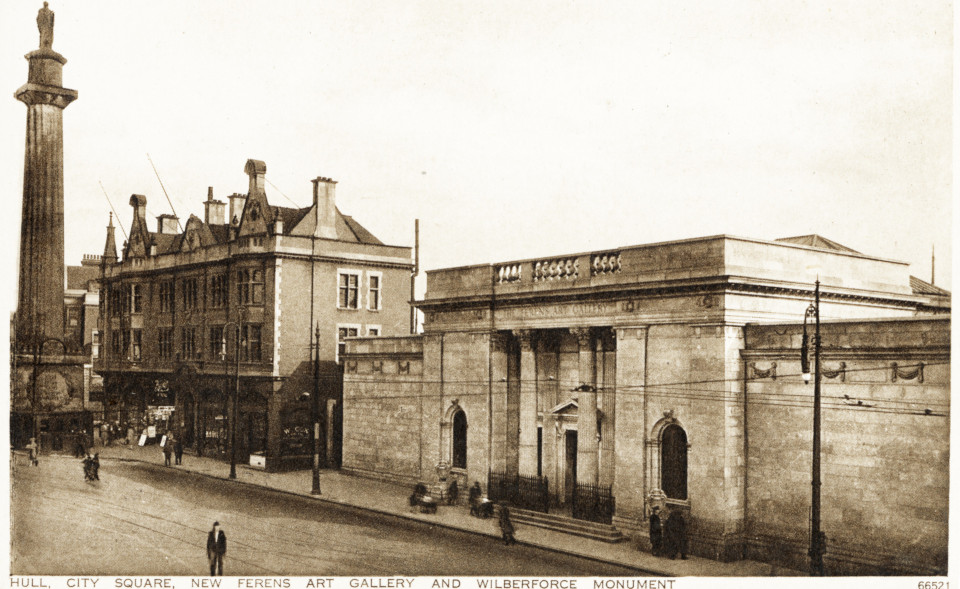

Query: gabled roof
left=342, top=214, right=384, bottom=245
left=275, top=206, right=312, bottom=233
left=775, top=235, right=861, bottom=254
left=910, top=276, right=950, bottom=297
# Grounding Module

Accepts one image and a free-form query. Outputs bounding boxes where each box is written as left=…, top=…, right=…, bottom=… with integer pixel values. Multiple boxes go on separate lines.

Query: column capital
left=570, top=327, right=593, bottom=348
left=490, top=331, right=509, bottom=353
left=514, top=329, right=535, bottom=351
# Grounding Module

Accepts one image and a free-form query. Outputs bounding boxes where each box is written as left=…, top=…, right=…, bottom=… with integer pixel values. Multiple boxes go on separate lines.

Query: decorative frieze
left=749, top=361, right=777, bottom=380
left=891, top=362, right=923, bottom=383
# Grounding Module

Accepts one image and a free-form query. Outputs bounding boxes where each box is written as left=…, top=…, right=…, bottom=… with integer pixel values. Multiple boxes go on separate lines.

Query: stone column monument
left=15, top=2, right=77, bottom=345
left=12, top=3, right=83, bottom=449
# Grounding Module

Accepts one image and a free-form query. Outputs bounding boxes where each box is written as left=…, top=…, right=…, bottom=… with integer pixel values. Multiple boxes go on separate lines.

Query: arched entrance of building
left=660, top=423, right=688, bottom=500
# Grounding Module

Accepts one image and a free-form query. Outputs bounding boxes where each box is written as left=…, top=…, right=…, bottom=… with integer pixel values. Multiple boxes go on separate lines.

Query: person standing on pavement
left=174, top=437, right=184, bottom=465
left=664, top=509, right=689, bottom=559
left=498, top=504, right=516, bottom=546
left=162, top=437, right=174, bottom=466
left=207, top=521, right=227, bottom=575
left=469, top=482, right=482, bottom=516
left=648, top=505, right=663, bottom=556
left=26, top=437, right=39, bottom=466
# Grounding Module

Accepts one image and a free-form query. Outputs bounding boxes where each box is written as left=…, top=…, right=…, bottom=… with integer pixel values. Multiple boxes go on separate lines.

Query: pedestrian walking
left=207, top=521, right=227, bottom=576
left=498, top=504, right=515, bottom=546
left=92, top=453, right=100, bottom=481
left=82, top=454, right=95, bottom=482
left=174, top=437, right=184, bottom=465
left=469, top=482, right=483, bottom=516
left=648, top=505, right=663, bottom=556
left=664, top=510, right=688, bottom=560
left=26, top=437, right=39, bottom=466
left=162, top=437, right=173, bottom=466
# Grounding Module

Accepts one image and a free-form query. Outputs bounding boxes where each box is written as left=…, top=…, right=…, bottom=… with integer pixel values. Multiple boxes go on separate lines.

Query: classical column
left=15, top=3, right=78, bottom=347
left=516, top=329, right=538, bottom=477
left=489, top=332, right=510, bottom=474
left=572, top=327, right=598, bottom=484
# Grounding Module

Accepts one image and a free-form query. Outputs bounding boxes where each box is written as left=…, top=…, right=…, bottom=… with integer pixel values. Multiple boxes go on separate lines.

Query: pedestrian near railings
left=162, top=437, right=173, bottom=466
left=648, top=505, right=663, bottom=557
left=26, top=437, right=39, bottom=466
left=469, top=482, right=482, bottom=516
left=207, top=521, right=227, bottom=576
left=664, top=509, right=689, bottom=560
left=498, top=504, right=515, bottom=546
left=174, top=438, right=184, bottom=465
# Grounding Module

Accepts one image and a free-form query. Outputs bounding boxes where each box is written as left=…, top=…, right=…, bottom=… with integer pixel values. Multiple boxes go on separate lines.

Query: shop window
left=661, top=424, right=688, bottom=500
left=452, top=409, right=467, bottom=469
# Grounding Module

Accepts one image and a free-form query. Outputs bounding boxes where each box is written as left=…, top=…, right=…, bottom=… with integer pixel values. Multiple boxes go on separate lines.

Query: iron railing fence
left=572, top=481, right=615, bottom=524
left=487, top=471, right=550, bottom=513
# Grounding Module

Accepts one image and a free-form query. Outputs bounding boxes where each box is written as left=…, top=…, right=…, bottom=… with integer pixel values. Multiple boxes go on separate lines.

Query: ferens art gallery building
left=341, top=234, right=949, bottom=575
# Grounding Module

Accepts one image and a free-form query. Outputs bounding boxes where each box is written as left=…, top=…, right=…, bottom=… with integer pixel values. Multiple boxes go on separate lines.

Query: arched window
left=452, top=409, right=467, bottom=469
left=661, top=424, right=688, bottom=500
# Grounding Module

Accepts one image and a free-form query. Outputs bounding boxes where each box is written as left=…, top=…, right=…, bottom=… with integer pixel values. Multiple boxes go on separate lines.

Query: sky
left=0, top=0, right=953, bottom=311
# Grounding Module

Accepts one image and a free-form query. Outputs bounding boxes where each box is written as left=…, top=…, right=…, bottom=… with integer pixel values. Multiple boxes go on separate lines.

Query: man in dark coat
left=207, top=521, right=227, bottom=575
left=648, top=506, right=663, bottom=556
left=174, top=438, right=184, bottom=465
left=498, top=504, right=515, bottom=546
left=469, top=482, right=483, bottom=516
left=664, top=510, right=688, bottom=559
left=163, top=438, right=173, bottom=466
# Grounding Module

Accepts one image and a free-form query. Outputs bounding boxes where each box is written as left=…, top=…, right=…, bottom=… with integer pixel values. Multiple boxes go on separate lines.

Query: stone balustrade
left=533, top=256, right=579, bottom=282
left=496, top=263, right=522, bottom=284
left=590, top=251, right=621, bottom=276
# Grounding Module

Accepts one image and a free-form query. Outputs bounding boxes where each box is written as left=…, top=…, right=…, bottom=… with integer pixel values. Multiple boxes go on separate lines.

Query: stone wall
left=742, top=317, right=949, bottom=575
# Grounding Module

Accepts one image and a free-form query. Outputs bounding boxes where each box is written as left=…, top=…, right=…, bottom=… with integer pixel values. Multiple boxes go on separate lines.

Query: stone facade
left=342, top=234, right=949, bottom=574
left=95, top=159, right=412, bottom=471
left=742, top=317, right=949, bottom=574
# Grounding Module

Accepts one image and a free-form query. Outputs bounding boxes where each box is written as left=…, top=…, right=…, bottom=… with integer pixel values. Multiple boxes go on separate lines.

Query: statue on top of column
left=37, top=2, right=54, bottom=50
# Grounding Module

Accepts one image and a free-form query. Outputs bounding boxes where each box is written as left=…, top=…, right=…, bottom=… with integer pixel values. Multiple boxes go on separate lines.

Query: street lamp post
left=801, top=280, right=826, bottom=576
left=221, top=307, right=246, bottom=480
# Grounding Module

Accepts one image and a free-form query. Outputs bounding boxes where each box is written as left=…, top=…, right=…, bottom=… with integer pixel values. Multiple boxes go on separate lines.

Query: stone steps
left=506, top=506, right=626, bottom=543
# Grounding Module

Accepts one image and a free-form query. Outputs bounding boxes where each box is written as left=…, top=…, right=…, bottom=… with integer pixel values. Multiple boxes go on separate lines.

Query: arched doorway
left=660, top=424, right=688, bottom=500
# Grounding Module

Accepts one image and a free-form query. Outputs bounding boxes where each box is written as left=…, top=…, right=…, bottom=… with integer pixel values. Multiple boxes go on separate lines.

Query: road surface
left=11, top=455, right=644, bottom=576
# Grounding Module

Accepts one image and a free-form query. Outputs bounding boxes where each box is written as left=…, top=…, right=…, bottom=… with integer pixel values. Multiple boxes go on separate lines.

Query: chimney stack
left=312, top=176, right=338, bottom=239
left=129, top=194, right=147, bottom=223
left=156, top=214, right=179, bottom=234
left=204, top=186, right=226, bottom=225
left=245, top=159, right=267, bottom=198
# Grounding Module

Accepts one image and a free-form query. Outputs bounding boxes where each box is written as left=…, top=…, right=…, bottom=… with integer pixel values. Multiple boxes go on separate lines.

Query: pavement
left=77, top=444, right=797, bottom=577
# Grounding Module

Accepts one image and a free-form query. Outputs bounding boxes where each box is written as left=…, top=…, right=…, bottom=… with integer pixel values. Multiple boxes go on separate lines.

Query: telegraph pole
left=312, top=323, right=322, bottom=495
left=802, top=280, right=826, bottom=575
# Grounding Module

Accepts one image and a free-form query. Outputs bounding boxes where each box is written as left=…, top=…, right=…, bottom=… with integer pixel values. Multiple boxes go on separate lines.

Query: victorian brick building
left=95, top=159, right=412, bottom=471
left=342, top=234, right=949, bottom=574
